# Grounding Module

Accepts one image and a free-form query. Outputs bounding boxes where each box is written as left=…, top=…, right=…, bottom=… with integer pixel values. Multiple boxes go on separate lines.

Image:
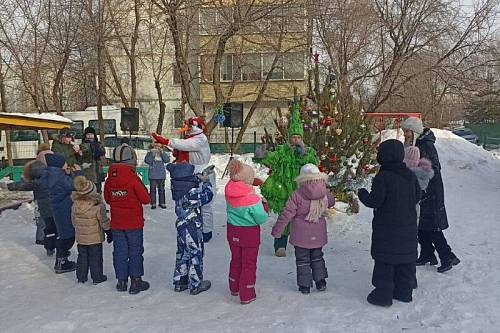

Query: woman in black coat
left=358, top=139, right=421, bottom=307
left=401, top=117, right=460, bottom=273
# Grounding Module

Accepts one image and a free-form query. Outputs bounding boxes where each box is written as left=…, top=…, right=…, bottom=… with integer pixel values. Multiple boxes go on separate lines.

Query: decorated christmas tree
left=300, top=54, right=376, bottom=213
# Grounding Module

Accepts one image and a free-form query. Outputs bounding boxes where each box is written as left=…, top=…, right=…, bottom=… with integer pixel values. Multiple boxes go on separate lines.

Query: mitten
left=252, top=178, right=264, bottom=187
left=81, top=162, right=92, bottom=169
left=104, top=230, right=113, bottom=243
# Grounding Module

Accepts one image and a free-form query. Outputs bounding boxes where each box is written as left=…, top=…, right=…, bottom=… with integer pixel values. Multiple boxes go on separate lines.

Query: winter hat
left=295, top=163, right=327, bottom=184
left=59, top=128, right=74, bottom=139
left=376, top=139, right=405, bottom=165
left=401, top=117, right=424, bottom=135
left=84, top=127, right=96, bottom=136
left=113, top=144, right=137, bottom=166
left=228, top=159, right=254, bottom=186
left=45, top=153, right=66, bottom=168
left=37, top=142, right=51, bottom=153
left=187, top=116, right=206, bottom=135
left=73, top=176, right=95, bottom=195
left=287, top=101, right=304, bottom=139
left=403, top=146, right=420, bottom=168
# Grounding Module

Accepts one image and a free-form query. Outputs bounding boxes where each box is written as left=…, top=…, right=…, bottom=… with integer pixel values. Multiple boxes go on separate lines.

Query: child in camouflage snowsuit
left=167, top=162, right=214, bottom=295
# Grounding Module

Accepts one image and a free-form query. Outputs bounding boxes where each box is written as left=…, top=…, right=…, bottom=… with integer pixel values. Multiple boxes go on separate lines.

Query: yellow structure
left=0, top=113, right=71, bottom=130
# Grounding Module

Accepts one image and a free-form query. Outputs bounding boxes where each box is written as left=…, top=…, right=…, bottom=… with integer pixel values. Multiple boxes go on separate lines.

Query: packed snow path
left=1, top=130, right=500, bottom=332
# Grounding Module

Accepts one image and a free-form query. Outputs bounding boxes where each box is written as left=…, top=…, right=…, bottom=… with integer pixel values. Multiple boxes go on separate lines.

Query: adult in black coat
left=358, top=139, right=421, bottom=307
left=401, top=117, right=460, bottom=274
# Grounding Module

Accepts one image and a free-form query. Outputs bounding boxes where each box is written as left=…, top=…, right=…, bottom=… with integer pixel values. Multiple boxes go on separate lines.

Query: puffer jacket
left=71, top=191, right=110, bottom=245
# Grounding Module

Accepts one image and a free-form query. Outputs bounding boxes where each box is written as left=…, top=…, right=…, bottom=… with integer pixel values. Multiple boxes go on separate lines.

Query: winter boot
left=151, top=205, right=157, bottom=210
left=367, top=291, right=392, bottom=307
left=129, top=277, right=150, bottom=294
left=159, top=204, right=167, bottom=209
left=93, top=275, right=107, bottom=285
left=190, top=280, right=211, bottom=295
left=393, top=294, right=413, bottom=303
left=416, top=253, right=438, bottom=266
left=299, top=286, right=310, bottom=294
left=316, top=279, right=327, bottom=292
left=241, top=298, right=256, bottom=305
left=275, top=248, right=286, bottom=257
left=54, top=257, right=76, bottom=274
left=116, top=280, right=128, bottom=292
left=174, top=283, right=188, bottom=292
left=202, top=232, right=212, bottom=243
left=437, top=254, right=460, bottom=273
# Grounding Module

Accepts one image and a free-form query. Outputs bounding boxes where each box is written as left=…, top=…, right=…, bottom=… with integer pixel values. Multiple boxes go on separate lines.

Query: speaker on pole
left=120, top=107, right=139, bottom=132
left=223, top=103, right=243, bottom=128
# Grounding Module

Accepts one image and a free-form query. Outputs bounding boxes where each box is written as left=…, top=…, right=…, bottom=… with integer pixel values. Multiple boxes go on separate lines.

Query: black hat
left=45, top=154, right=66, bottom=168
left=59, top=128, right=74, bottom=139
left=84, top=127, right=96, bottom=135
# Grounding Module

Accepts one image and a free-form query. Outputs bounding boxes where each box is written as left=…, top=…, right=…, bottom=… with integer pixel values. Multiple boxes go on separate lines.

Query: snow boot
left=93, top=275, right=107, bottom=285
left=159, top=204, right=167, bottom=209
left=275, top=248, right=286, bottom=257
left=367, top=292, right=392, bottom=307
left=299, top=286, right=310, bottom=294
left=129, top=277, right=150, bottom=294
left=416, top=254, right=438, bottom=266
left=151, top=205, right=157, bottom=210
left=190, top=280, right=211, bottom=295
left=316, top=279, right=327, bottom=292
left=241, top=298, right=256, bottom=305
left=54, top=257, right=76, bottom=274
left=116, top=280, right=128, bottom=292
left=393, top=294, right=413, bottom=303
left=437, top=254, right=460, bottom=273
left=202, top=232, right=212, bottom=243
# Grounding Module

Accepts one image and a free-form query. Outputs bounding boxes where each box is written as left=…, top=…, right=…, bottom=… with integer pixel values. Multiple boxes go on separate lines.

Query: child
left=358, top=139, right=421, bottom=307
left=225, top=160, right=269, bottom=304
left=41, top=154, right=81, bottom=273
left=167, top=162, right=214, bottom=295
left=72, top=176, right=112, bottom=284
left=104, top=145, right=151, bottom=294
left=144, top=141, right=170, bottom=209
left=271, top=163, right=335, bottom=294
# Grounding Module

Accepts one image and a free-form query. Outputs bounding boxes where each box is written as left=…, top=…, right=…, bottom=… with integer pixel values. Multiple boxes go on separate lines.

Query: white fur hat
left=295, top=163, right=328, bottom=183
left=401, top=117, right=424, bottom=135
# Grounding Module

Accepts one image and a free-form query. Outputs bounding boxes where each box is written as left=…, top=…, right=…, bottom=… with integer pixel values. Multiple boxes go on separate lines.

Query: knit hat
left=403, top=146, right=420, bottom=168
left=45, top=153, right=66, bottom=168
left=287, top=101, right=304, bottom=139
left=113, top=144, right=137, bottom=166
left=73, top=176, right=95, bottom=195
left=84, top=127, right=96, bottom=136
left=401, top=117, right=424, bottom=135
left=295, top=163, right=327, bottom=183
left=37, top=142, right=51, bottom=153
left=228, top=159, right=254, bottom=186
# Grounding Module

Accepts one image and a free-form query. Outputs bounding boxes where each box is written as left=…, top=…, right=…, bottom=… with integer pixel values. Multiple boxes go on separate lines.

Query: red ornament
left=314, top=52, right=320, bottom=64
left=362, top=164, right=370, bottom=173
left=363, top=138, right=369, bottom=145
left=319, top=165, right=326, bottom=172
left=329, top=154, right=337, bottom=162
left=320, top=116, right=333, bottom=127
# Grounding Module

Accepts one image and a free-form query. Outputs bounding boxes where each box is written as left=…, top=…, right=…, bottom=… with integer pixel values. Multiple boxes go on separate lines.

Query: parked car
left=452, top=127, right=479, bottom=144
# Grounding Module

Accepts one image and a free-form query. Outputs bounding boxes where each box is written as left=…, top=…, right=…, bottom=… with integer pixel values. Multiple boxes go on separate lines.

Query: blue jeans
left=112, top=229, right=144, bottom=280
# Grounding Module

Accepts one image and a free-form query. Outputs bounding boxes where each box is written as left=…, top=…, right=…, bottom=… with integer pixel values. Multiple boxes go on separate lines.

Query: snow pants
left=227, top=224, right=260, bottom=302
left=149, top=179, right=166, bottom=206
left=370, top=260, right=415, bottom=303
left=112, top=229, right=144, bottom=281
left=418, top=229, right=453, bottom=262
left=294, top=246, right=328, bottom=288
left=42, top=217, right=57, bottom=252
left=174, top=219, right=204, bottom=290
left=76, top=243, right=105, bottom=283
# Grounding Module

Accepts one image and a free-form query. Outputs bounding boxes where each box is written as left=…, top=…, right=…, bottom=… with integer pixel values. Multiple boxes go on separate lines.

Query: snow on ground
left=1, top=130, right=500, bottom=332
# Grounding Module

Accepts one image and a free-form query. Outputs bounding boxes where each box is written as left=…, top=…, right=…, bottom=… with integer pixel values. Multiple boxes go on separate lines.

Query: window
left=10, top=130, right=39, bottom=142
left=172, top=63, right=181, bottom=85
left=283, top=53, right=304, bottom=80
left=263, top=54, right=284, bottom=80
left=89, top=119, right=117, bottom=135
left=200, top=55, right=215, bottom=82
left=220, top=55, right=233, bottom=81
left=173, top=108, right=184, bottom=128
left=240, top=54, right=262, bottom=81
left=70, top=121, right=84, bottom=140
left=286, top=6, right=305, bottom=32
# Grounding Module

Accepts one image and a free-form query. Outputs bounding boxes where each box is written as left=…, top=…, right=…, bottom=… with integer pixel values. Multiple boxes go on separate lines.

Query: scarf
left=305, top=196, right=328, bottom=223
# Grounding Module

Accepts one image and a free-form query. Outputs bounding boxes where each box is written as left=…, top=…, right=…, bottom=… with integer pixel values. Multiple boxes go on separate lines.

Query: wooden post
left=5, top=129, right=13, bottom=167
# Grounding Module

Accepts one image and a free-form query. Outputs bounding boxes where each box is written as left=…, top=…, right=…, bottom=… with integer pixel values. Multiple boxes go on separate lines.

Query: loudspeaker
left=223, top=103, right=243, bottom=128
left=120, top=107, right=139, bottom=132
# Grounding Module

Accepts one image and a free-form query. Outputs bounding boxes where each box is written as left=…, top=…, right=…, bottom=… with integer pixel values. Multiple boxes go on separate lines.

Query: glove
left=104, top=230, right=113, bottom=243
left=81, top=162, right=92, bottom=169
left=252, top=178, right=264, bottom=187
left=201, top=165, right=215, bottom=177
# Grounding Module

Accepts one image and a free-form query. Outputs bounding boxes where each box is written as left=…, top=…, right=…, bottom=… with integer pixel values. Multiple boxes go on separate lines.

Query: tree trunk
left=52, top=49, right=70, bottom=116
left=96, top=0, right=106, bottom=143
left=155, top=79, right=166, bottom=134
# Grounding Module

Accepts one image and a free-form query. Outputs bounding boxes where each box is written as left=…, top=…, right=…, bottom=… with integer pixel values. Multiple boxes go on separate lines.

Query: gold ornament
left=335, top=128, right=343, bottom=136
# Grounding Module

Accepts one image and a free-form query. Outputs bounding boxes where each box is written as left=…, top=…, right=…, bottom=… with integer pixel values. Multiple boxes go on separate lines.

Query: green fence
left=0, top=165, right=150, bottom=185
left=467, top=123, right=500, bottom=149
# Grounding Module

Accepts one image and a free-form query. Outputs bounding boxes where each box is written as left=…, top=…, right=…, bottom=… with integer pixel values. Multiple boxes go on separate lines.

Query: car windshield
left=453, top=128, right=474, bottom=136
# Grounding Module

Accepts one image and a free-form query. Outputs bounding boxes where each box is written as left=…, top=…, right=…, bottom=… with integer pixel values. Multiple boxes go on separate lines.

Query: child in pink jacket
left=272, top=164, right=335, bottom=294
left=225, top=160, right=269, bottom=304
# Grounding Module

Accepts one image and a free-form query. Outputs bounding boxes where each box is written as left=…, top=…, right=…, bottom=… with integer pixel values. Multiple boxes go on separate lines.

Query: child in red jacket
left=104, top=145, right=151, bottom=294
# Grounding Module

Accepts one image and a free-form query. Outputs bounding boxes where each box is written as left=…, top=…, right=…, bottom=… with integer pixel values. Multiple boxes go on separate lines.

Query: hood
left=377, top=139, right=405, bottom=165
left=297, top=179, right=328, bottom=200
left=107, top=163, right=137, bottom=185
left=225, top=180, right=260, bottom=207
left=71, top=192, right=102, bottom=212
left=167, top=163, right=199, bottom=201
left=28, top=160, right=47, bottom=180
left=167, top=162, right=195, bottom=180
left=417, top=128, right=436, bottom=144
